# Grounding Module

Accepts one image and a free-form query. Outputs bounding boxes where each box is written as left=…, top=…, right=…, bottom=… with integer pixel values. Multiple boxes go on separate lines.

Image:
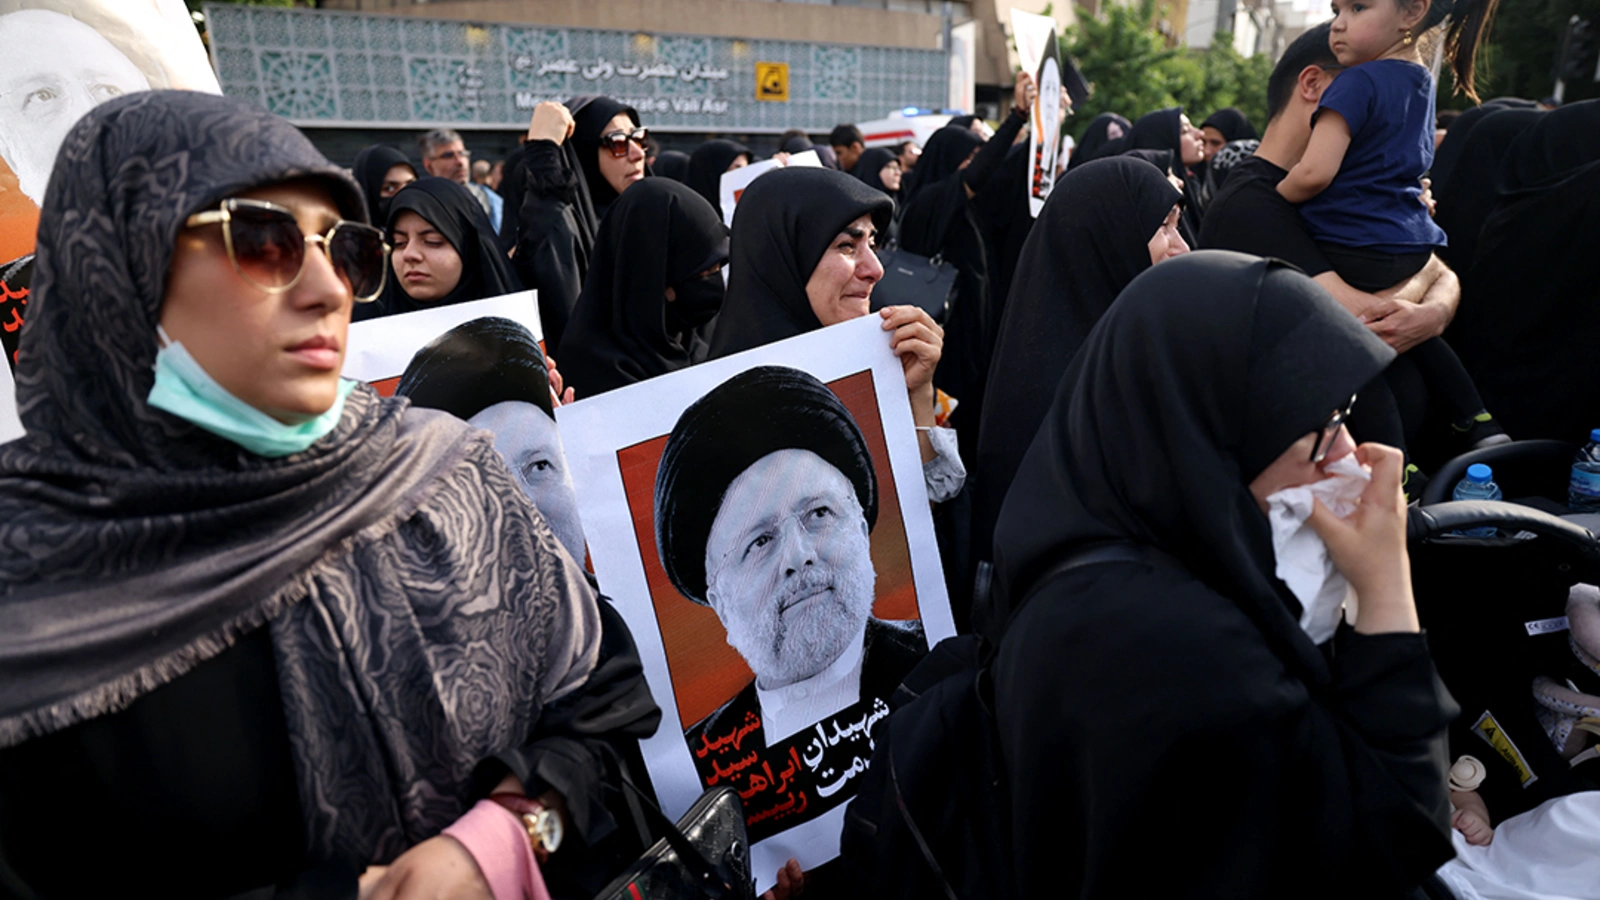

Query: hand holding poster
left=557, top=315, right=953, bottom=889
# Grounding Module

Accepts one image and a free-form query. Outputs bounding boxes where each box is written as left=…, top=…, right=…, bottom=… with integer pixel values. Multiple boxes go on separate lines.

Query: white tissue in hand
left=1266, top=455, right=1371, bottom=644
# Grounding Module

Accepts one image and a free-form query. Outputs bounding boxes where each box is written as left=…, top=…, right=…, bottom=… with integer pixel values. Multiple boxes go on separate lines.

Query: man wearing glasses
left=418, top=128, right=504, bottom=233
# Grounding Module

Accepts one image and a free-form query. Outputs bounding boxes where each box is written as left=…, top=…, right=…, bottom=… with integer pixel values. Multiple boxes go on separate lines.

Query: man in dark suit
left=654, top=366, right=927, bottom=836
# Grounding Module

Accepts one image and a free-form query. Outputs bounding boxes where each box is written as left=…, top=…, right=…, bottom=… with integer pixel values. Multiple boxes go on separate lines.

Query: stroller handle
left=1408, top=500, right=1600, bottom=561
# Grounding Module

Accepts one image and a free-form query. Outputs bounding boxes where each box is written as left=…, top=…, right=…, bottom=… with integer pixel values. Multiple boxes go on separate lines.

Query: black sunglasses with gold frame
left=183, top=198, right=391, bottom=302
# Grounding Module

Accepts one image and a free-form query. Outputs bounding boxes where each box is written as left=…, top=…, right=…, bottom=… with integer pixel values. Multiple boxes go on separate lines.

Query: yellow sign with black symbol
left=755, top=62, right=789, bottom=102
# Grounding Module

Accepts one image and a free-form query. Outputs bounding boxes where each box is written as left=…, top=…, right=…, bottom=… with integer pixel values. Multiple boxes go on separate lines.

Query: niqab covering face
left=351, top=144, right=413, bottom=227
left=561, top=178, right=730, bottom=396
left=369, top=176, right=523, bottom=318
left=707, top=167, right=892, bottom=358
left=685, top=139, right=752, bottom=219
left=972, top=157, right=1181, bottom=590
left=0, top=90, right=595, bottom=863
left=993, top=251, right=1393, bottom=665
left=899, top=125, right=983, bottom=207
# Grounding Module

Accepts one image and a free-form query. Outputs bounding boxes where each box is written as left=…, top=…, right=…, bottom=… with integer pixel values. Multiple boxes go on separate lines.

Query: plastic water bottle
left=1569, top=429, right=1600, bottom=513
left=1452, top=463, right=1502, bottom=537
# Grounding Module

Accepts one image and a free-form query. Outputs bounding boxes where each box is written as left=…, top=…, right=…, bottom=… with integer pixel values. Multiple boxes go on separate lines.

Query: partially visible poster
left=557, top=315, right=953, bottom=889
left=948, top=20, right=976, bottom=116
left=1011, top=9, right=1062, bottom=219
left=343, top=291, right=541, bottom=395
left=718, top=150, right=821, bottom=229
left=0, top=0, right=220, bottom=376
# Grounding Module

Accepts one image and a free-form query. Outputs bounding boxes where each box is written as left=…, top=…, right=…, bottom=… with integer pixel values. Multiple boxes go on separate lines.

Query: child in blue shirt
left=1280, top=0, right=1506, bottom=450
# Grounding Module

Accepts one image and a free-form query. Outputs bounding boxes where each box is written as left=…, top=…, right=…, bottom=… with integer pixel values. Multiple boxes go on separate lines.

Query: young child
left=1279, top=0, right=1508, bottom=450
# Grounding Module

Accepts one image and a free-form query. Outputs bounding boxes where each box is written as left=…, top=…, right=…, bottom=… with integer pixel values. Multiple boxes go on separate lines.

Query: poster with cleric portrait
left=558, top=315, right=953, bottom=887
left=0, top=0, right=221, bottom=442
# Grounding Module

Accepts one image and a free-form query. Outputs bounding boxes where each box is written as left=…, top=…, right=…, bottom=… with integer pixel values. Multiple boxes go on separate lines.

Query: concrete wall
left=320, top=0, right=947, bottom=50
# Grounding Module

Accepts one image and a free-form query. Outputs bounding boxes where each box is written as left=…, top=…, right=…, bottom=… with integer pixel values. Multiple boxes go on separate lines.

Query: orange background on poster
left=615, top=369, right=920, bottom=727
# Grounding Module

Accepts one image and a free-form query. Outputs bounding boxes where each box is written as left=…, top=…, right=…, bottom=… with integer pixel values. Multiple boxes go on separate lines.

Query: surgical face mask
left=1264, top=454, right=1371, bottom=644
left=666, top=269, right=725, bottom=331
left=147, top=326, right=354, bottom=458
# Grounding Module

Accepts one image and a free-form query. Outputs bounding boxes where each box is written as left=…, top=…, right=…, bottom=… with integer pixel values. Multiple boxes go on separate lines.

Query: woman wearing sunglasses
left=0, top=91, right=621, bottom=899
left=989, top=252, right=1456, bottom=897
left=508, top=95, right=649, bottom=353
left=354, top=176, right=524, bottom=322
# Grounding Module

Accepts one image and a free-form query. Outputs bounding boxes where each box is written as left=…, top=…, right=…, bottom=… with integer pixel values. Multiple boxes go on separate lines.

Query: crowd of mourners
left=7, top=0, right=1600, bottom=895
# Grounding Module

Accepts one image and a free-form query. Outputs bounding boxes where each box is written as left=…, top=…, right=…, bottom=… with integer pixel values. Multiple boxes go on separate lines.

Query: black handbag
left=593, top=784, right=756, bottom=900
left=871, top=243, right=957, bottom=324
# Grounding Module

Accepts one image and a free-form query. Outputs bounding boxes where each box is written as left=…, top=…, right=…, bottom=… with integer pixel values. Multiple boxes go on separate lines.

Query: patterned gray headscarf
left=0, top=91, right=598, bottom=863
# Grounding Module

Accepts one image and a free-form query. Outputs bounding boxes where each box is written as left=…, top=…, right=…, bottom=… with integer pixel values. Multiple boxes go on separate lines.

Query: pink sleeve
left=442, top=799, right=554, bottom=900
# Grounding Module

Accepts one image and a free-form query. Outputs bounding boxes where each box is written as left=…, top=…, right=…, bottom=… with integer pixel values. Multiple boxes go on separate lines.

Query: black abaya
left=970, top=157, right=1180, bottom=633
left=992, top=251, right=1455, bottom=899
left=1127, top=106, right=1206, bottom=236
left=1069, top=113, right=1131, bottom=168
left=359, top=176, right=524, bottom=320
left=561, top=178, right=729, bottom=397
left=707, top=167, right=892, bottom=358
left=1450, top=99, right=1600, bottom=443
left=653, top=150, right=691, bottom=183
left=1433, top=107, right=1542, bottom=273
left=684, top=139, right=752, bottom=220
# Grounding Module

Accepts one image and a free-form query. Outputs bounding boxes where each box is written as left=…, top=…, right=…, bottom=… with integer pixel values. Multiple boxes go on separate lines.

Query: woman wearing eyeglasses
left=990, top=252, right=1456, bottom=898
left=0, top=91, right=634, bottom=899
left=508, top=95, right=650, bottom=354
left=353, top=176, right=524, bottom=322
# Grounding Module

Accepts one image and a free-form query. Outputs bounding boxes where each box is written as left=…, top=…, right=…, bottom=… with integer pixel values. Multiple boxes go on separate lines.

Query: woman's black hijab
left=653, top=150, right=692, bottom=183
left=685, top=139, right=752, bottom=219
left=363, top=176, right=523, bottom=319
left=1071, top=113, right=1131, bottom=167
left=899, top=124, right=983, bottom=208
left=562, top=179, right=730, bottom=396
left=1433, top=107, right=1542, bottom=272
left=1201, top=107, right=1258, bottom=143
left=992, top=251, right=1394, bottom=663
left=1430, top=97, right=1540, bottom=188
left=970, top=157, right=1181, bottom=621
left=1450, top=99, right=1600, bottom=442
left=569, top=95, right=641, bottom=215
left=851, top=146, right=901, bottom=199
left=708, top=167, right=892, bottom=358
left=1128, top=106, right=1205, bottom=238
left=351, top=144, right=413, bottom=226
left=0, top=92, right=589, bottom=861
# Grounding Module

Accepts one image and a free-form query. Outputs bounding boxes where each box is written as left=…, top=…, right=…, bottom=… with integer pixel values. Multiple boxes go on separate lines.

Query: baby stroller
left=1406, top=440, right=1600, bottom=898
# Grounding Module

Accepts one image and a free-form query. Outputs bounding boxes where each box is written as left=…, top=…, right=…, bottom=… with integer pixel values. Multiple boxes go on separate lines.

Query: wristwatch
left=488, top=792, right=564, bottom=862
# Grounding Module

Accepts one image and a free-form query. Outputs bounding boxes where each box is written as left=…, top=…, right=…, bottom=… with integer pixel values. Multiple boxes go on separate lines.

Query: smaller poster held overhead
left=719, top=150, right=821, bottom=229
left=1011, top=9, right=1063, bottom=219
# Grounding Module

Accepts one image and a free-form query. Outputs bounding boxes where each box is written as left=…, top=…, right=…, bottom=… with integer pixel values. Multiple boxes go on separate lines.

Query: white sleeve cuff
left=921, top=425, right=966, bottom=504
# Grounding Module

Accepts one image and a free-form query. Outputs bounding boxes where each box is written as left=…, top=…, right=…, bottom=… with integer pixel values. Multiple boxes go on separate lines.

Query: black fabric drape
left=707, top=167, right=892, bottom=358
left=991, top=251, right=1454, bottom=900
left=351, top=144, right=413, bottom=227
left=561, top=178, right=730, bottom=397
left=1433, top=108, right=1542, bottom=273
left=1201, top=107, right=1259, bottom=142
left=684, top=139, right=752, bottom=220
left=1070, top=113, right=1131, bottom=168
left=971, top=142, right=1033, bottom=326
left=1451, top=99, right=1600, bottom=443
left=899, top=124, right=982, bottom=210
left=970, top=157, right=1180, bottom=629
left=359, top=176, right=524, bottom=320
left=652, top=150, right=691, bottom=183
left=1429, top=97, right=1541, bottom=188
left=1127, top=106, right=1206, bottom=235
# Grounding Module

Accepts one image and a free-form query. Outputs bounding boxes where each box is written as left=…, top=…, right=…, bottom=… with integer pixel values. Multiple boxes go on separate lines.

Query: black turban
left=395, top=317, right=553, bottom=421
left=653, top=366, right=878, bottom=605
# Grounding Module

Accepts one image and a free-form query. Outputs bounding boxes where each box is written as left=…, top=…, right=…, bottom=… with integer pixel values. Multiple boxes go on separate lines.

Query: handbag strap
left=619, top=775, right=741, bottom=899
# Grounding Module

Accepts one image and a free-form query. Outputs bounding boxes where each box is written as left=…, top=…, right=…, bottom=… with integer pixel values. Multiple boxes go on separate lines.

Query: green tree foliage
left=1063, top=0, right=1272, bottom=140
left=1436, top=0, right=1600, bottom=108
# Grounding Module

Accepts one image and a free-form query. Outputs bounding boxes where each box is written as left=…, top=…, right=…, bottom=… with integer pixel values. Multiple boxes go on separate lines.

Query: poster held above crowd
left=557, top=315, right=953, bottom=890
